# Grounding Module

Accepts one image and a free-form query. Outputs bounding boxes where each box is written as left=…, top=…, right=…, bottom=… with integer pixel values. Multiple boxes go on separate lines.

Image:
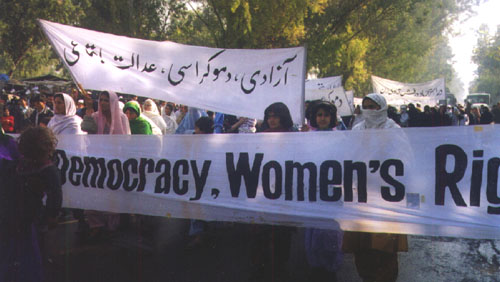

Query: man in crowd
left=29, top=95, right=54, bottom=126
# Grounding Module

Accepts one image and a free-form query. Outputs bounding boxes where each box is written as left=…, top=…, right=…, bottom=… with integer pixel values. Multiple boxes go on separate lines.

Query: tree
left=178, top=0, right=475, bottom=95
left=169, top=0, right=327, bottom=48
left=78, top=0, right=185, bottom=40
left=470, top=24, right=500, bottom=101
left=305, top=0, right=474, bottom=94
left=0, top=0, right=88, bottom=78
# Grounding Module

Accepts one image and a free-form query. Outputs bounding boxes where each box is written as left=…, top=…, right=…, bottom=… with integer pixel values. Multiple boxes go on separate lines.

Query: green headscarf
left=123, top=101, right=152, bottom=135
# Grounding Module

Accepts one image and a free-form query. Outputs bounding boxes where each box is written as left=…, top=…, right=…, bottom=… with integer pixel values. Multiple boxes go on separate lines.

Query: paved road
left=41, top=216, right=500, bottom=282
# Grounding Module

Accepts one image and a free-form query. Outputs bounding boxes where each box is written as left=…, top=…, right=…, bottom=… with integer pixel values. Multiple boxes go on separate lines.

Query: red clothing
left=1, top=116, right=15, bottom=133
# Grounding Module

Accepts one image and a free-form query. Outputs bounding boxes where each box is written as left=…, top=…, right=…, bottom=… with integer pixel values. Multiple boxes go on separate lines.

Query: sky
left=449, top=0, right=500, bottom=100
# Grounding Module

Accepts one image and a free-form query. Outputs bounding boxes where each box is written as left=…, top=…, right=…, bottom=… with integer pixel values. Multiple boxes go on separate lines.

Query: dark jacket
left=29, top=106, right=54, bottom=126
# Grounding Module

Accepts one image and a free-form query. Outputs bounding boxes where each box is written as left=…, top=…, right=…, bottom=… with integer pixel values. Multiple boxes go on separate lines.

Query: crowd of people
left=0, top=84, right=498, bottom=282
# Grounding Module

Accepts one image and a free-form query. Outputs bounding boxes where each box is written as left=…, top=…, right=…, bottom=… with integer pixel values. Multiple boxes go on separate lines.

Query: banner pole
left=300, top=44, right=307, bottom=125
left=343, top=89, right=354, bottom=116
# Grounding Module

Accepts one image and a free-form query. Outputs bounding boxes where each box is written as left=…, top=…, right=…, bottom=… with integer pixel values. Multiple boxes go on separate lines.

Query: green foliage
left=78, top=0, right=182, bottom=40
left=0, top=0, right=88, bottom=78
left=470, top=24, right=500, bottom=100
left=175, top=0, right=326, bottom=48
left=0, top=0, right=477, bottom=95
left=305, top=0, right=468, bottom=94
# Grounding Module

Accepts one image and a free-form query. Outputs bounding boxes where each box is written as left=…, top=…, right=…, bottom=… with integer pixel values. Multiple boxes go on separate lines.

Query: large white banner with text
left=52, top=126, right=500, bottom=239
left=39, top=20, right=306, bottom=123
left=372, top=75, right=445, bottom=106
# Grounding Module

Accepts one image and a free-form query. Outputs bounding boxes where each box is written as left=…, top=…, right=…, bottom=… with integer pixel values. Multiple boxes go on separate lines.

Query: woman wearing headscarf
left=343, top=93, right=407, bottom=282
left=352, top=93, right=400, bottom=130
left=258, top=102, right=295, bottom=132
left=175, top=106, right=208, bottom=134
left=81, top=91, right=130, bottom=238
left=142, top=99, right=168, bottom=134
left=47, top=93, right=85, bottom=134
left=81, top=91, right=131, bottom=135
left=302, top=102, right=344, bottom=282
left=302, top=101, right=338, bottom=132
left=48, top=93, right=85, bottom=233
left=161, top=103, right=178, bottom=134
left=123, top=101, right=153, bottom=135
left=251, top=102, right=295, bottom=281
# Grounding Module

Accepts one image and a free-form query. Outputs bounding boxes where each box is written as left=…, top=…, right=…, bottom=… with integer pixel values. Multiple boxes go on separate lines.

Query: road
left=41, top=215, right=500, bottom=282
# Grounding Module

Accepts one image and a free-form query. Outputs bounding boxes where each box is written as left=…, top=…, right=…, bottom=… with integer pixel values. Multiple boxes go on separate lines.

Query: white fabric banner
left=305, top=76, right=342, bottom=90
left=306, top=88, right=353, bottom=116
left=39, top=20, right=306, bottom=123
left=345, top=90, right=354, bottom=114
left=372, top=75, right=445, bottom=106
left=53, top=125, right=500, bottom=239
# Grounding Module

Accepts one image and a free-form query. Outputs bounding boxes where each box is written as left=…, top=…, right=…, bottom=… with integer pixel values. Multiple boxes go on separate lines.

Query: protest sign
left=372, top=75, right=445, bottom=106
left=54, top=125, right=500, bottom=239
left=306, top=76, right=342, bottom=90
left=306, top=88, right=353, bottom=116
left=39, top=19, right=306, bottom=123
left=345, top=90, right=354, bottom=113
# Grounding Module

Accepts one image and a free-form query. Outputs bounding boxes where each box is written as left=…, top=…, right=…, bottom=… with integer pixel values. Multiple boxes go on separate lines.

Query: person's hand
left=301, top=124, right=310, bottom=132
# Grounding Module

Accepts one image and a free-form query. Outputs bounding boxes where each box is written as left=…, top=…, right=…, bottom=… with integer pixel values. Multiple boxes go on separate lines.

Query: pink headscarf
left=93, top=91, right=130, bottom=135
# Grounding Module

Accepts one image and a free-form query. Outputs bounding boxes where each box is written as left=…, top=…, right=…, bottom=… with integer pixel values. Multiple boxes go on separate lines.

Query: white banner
left=53, top=125, right=500, bottom=239
left=372, top=75, right=445, bottom=106
left=345, top=90, right=354, bottom=113
left=306, top=76, right=342, bottom=90
left=306, top=88, right=353, bottom=116
left=39, top=20, right=306, bottom=123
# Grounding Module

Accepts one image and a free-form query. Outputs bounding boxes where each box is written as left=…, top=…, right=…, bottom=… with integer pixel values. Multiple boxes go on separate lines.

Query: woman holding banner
left=303, top=101, right=344, bottom=282
left=82, top=91, right=130, bottom=135
left=251, top=102, right=295, bottom=281
left=47, top=93, right=85, bottom=134
left=81, top=91, right=130, bottom=240
left=344, top=93, right=407, bottom=282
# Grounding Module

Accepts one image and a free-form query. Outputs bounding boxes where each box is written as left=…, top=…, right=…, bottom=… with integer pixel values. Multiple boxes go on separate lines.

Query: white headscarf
left=142, top=99, right=167, bottom=134
left=353, top=93, right=400, bottom=130
left=143, top=99, right=160, bottom=116
left=47, top=93, right=85, bottom=134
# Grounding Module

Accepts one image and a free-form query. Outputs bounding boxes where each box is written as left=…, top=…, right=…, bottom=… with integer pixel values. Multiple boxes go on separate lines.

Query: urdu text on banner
left=305, top=88, right=354, bottom=116
left=39, top=19, right=306, bottom=124
left=305, top=76, right=342, bottom=90
left=371, top=75, right=445, bottom=106
left=53, top=126, right=500, bottom=239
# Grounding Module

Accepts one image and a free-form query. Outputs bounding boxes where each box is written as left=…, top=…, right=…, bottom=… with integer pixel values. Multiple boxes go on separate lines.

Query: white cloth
left=353, top=93, right=400, bottom=130
left=47, top=93, right=85, bottom=134
left=143, top=99, right=168, bottom=135
left=162, top=114, right=178, bottom=134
